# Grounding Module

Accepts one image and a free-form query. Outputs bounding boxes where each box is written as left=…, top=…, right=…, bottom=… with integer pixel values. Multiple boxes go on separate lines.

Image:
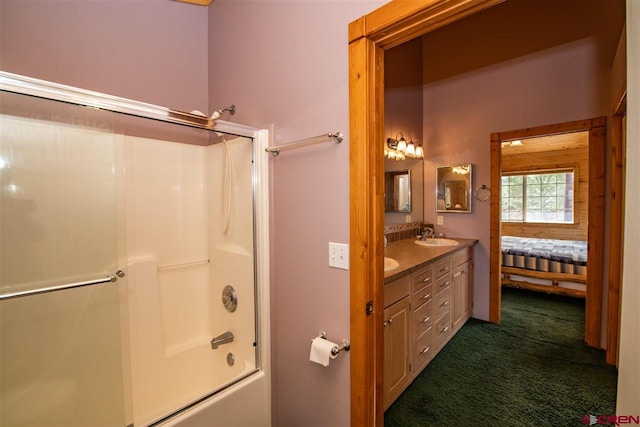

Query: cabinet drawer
left=412, top=266, right=433, bottom=291
left=412, top=299, right=433, bottom=337
left=384, top=275, right=410, bottom=308
left=435, top=257, right=451, bottom=279
left=435, top=273, right=452, bottom=295
left=411, top=283, right=433, bottom=309
left=413, top=326, right=434, bottom=373
left=451, top=246, right=473, bottom=267
left=435, top=310, right=451, bottom=348
left=436, top=287, right=451, bottom=315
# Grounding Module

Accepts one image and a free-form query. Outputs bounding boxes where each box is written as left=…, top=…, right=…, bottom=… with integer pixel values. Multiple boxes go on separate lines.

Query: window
left=501, top=170, right=574, bottom=223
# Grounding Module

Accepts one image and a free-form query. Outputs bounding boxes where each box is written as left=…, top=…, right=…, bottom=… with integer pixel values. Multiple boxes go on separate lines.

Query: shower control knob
left=222, top=285, right=238, bottom=313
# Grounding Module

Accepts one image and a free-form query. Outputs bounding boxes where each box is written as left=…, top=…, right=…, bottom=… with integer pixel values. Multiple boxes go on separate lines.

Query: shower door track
left=0, top=71, right=216, bottom=131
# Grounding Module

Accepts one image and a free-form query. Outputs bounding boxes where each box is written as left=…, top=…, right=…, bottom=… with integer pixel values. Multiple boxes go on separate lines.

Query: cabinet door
left=452, top=260, right=472, bottom=333
left=384, top=296, right=410, bottom=409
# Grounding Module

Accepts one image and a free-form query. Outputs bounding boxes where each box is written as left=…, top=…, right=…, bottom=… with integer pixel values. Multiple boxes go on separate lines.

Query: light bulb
left=396, top=138, right=407, bottom=153
left=415, top=145, right=424, bottom=158
left=406, top=141, right=416, bottom=157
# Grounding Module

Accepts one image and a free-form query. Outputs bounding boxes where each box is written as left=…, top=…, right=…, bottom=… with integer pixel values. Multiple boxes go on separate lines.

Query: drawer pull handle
left=440, top=326, right=449, bottom=334
left=422, top=277, right=432, bottom=283
left=420, top=294, right=431, bottom=300
left=440, top=301, right=449, bottom=307
left=442, top=281, right=450, bottom=287
left=384, top=318, right=393, bottom=327
left=421, top=316, right=431, bottom=323
left=453, top=272, right=462, bottom=278
left=440, top=266, right=449, bottom=272
left=421, top=346, right=430, bottom=354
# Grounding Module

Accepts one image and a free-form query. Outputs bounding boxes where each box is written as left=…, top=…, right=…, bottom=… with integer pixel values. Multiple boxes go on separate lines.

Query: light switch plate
left=329, top=242, right=349, bottom=270
left=437, top=215, right=444, bottom=225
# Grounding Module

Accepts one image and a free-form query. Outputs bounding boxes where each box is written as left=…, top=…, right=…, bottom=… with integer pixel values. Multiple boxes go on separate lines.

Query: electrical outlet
left=437, top=215, right=444, bottom=225
left=329, top=242, right=349, bottom=270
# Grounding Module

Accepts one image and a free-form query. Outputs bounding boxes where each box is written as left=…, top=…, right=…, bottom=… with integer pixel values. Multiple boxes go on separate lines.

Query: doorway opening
left=489, top=119, right=606, bottom=348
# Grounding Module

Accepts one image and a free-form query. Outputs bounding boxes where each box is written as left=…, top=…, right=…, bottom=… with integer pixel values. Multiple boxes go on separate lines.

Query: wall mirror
left=436, top=164, right=473, bottom=213
left=385, top=169, right=411, bottom=212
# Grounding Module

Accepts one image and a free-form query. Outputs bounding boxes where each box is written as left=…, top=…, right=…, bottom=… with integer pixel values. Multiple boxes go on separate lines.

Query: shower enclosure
left=0, top=72, right=270, bottom=426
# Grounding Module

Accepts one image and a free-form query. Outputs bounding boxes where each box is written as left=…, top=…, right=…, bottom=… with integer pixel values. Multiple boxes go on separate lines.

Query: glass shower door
left=0, top=93, right=131, bottom=426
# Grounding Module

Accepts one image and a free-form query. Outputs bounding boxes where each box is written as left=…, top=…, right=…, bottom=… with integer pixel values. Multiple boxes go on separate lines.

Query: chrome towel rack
left=265, top=132, right=343, bottom=157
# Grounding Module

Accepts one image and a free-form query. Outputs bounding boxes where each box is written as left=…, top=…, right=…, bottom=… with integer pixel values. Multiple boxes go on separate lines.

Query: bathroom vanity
left=382, top=237, right=477, bottom=409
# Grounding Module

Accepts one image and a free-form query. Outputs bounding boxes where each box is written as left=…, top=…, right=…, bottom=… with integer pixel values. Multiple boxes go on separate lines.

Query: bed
left=501, top=236, right=587, bottom=297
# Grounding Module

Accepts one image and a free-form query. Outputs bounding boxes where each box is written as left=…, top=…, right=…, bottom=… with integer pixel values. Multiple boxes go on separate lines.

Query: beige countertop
left=384, top=237, right=478, bottom=283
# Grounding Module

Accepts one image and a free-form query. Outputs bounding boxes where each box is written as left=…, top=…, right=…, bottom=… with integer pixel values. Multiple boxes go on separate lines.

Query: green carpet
left=384, top=287, right=618, bottom=427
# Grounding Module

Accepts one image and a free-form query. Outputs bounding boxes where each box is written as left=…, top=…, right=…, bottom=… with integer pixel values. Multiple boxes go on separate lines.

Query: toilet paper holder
left=317, top=331, right=350, bottom=357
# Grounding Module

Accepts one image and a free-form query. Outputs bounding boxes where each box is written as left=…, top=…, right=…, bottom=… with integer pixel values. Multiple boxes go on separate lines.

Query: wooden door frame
left=606, top=89, right=626, bottom=365
left=348, top=1, right=505, bottom=425
left=489, top=118, right=607, bottom=348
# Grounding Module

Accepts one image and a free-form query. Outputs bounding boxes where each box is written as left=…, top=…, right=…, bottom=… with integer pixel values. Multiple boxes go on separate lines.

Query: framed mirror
left=436, top=164, right=473, bottom=213
left=385, top=169, right=411, bottom=212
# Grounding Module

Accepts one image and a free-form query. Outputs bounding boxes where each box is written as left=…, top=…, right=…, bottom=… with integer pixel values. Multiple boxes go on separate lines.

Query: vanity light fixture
left=385, top=133, right=423, bottom=160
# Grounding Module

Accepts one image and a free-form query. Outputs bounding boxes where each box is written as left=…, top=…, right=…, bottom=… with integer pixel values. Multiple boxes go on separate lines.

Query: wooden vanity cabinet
left=384, top=243, right=475, bottom=409
left=452, top=246, right=474, bottom=333
left=383, top=275, right=411, bottom=409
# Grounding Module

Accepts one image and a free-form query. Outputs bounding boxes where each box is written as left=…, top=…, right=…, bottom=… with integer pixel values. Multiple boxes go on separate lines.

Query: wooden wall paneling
left=501, top=146, right=589, bottom=241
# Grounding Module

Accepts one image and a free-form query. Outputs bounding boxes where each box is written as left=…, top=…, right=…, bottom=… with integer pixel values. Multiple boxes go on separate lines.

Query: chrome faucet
left=420, top=227, right=434, bottom=240
left=211, top=331, right=234, bottom=349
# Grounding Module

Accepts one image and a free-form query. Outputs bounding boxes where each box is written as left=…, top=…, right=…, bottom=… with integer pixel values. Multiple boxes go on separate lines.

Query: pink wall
left=207, top=1, right=385, bottom=425
left=422, top=37, right=612, bottom=321
left=385, top=39, right=424, bottom=225
left=0, top=0, right=209, bottom=113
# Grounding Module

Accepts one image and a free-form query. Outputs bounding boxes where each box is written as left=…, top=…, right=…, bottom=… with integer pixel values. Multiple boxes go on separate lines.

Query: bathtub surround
left=0, top=80, right=270, bottom=425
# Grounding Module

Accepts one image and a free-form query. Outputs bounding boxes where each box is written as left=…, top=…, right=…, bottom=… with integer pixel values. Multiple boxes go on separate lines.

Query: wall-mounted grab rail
left=264, top=132, right=343, bottom=157
left=0, top=271, right=124, bottom=301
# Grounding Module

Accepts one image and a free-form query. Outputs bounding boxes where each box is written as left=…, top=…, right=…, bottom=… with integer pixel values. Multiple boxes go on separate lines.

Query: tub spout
left=211, top=331, right=234, bottom=349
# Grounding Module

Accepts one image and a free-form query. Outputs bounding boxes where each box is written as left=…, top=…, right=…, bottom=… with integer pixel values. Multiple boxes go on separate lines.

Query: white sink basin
left=384, top=257, right=399, bottom=272
left=414, top=238, right=459, bottom=247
